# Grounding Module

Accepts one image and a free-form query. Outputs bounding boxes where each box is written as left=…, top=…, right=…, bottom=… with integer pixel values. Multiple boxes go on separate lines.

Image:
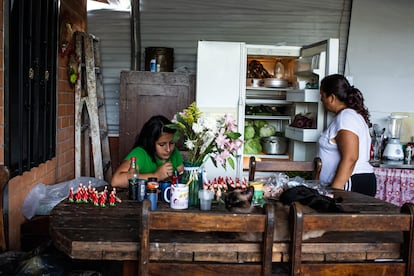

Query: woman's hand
left=156, top=161, right=174, bottom=180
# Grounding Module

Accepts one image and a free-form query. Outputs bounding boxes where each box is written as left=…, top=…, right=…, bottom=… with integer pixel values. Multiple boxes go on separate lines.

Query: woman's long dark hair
left=133, top=115, right=175, bottom=162
left=321, top=74, right=371, bottom=126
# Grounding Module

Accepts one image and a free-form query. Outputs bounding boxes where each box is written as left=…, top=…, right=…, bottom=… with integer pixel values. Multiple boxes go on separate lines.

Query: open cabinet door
left=285, top=39, right=339, bottom=160
left=196, top=41, right=246, bottom=179
left=301, top=38, right=339, bottom=128
left=300, top=38, right=339, bottom=76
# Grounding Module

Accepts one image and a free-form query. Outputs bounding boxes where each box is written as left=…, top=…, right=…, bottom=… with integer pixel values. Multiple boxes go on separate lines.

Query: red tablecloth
left=374, top=167, right=414, bottom=206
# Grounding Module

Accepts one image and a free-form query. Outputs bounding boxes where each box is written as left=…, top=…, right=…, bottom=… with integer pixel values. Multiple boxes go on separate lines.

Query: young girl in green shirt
left=111, top=115, right=184, bottom=188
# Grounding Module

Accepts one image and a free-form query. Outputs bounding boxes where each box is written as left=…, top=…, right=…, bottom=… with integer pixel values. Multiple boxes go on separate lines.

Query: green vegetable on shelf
left=254, top=120, right=267, bottom=130
left=244, top=125, right=255, bottom=140
left=259, top=124, right=276, bottom=137
left=244, top=138, right=262, bottom=154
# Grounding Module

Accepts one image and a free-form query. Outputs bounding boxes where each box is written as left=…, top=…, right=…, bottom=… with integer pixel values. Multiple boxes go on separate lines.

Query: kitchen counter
left=371, top=161, right=414, bottom=169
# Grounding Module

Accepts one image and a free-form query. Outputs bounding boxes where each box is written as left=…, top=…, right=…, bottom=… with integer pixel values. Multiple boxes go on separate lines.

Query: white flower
left=200, top=131, right=215, bottom=154
left=185, top=139, right=195, bottom=150
left=202, top=116, right=218, bottom=131
left=192, top=121, right=204, bottom=134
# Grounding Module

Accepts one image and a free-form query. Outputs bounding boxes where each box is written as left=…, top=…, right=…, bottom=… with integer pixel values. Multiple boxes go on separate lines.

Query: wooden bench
left=290, top=201, right=414, bottom=276
left=139, top=199, right=275, bottom=276
left=248, top=156, right=322, bottom=181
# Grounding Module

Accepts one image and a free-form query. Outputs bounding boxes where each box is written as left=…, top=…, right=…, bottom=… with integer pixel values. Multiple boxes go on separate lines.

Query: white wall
left=346, top=0, right=414, bottom=141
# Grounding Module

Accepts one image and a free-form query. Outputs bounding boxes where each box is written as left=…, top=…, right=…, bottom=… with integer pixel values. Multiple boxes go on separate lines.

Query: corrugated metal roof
left=140, top=0, right=351, bottom=72
left=87, top=0, right=351, bottom=135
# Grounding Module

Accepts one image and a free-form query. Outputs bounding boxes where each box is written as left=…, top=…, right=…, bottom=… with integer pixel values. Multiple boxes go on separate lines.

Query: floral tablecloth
left=374, top=167, right=414, bottom=206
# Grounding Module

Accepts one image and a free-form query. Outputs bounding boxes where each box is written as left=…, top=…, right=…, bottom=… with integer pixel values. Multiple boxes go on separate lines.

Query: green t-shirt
left=125, top=147, right=183, bottom=175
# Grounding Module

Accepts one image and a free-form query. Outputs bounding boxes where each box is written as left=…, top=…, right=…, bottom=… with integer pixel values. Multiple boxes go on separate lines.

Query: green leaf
left=172, top=132, right=181, bottom=143
left=166, top=123, right=179, bottom=130
left=226, top=132, right=242, bottom=139
left=228, top=157, right=235, bottom=169
left=210, top=156, right=217, bottom=168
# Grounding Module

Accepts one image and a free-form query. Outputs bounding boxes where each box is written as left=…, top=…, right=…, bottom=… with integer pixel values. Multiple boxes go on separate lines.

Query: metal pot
left=263, top=78, right=288, bottom=88
left=260, top=136, right=288, bottom=155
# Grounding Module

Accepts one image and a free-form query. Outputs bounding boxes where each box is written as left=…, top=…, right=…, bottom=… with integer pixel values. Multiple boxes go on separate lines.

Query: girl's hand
left=156, top=162, right=173, bottom=180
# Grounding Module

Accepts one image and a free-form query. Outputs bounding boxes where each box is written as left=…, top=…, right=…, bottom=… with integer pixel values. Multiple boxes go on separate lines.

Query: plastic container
left=147, top=188, right=157, bottom=211
left=137, top=179, right=147, bottom=202
left=198, top=189, right=214, bottom=211
left=150, top=59, right=156, bottom=72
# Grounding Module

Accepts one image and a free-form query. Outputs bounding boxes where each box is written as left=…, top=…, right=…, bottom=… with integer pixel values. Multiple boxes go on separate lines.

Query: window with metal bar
left=6, top=0, right=58, bottom=177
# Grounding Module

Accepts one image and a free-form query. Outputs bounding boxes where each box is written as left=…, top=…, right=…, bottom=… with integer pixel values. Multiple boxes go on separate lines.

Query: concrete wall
left=346, top=0, right=414, bottom=141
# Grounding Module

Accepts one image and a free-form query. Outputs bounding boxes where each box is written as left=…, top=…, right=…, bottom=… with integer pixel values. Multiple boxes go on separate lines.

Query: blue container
left=159, top=181, right=171, bottom=202
left=137, top=179, right=147, bottom=202
left=150, top=59, right=156, bottom=72
left=148, top=189, right=157, bottom=211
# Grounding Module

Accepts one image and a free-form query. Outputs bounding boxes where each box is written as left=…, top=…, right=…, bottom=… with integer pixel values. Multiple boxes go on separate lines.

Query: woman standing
left=111, top=115, right=184, bottom=188
left=318, top=74, right=376, bottom=196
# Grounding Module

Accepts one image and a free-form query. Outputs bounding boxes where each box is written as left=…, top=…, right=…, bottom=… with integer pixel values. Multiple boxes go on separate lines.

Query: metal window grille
left=6, top=0, right=58, bottom=177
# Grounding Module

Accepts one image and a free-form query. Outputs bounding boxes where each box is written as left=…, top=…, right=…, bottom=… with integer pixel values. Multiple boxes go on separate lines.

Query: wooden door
left=119, top=71, right=195, bottom=164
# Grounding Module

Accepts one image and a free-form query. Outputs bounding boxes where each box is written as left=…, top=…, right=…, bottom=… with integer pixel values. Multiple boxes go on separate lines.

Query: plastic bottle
left=127, top=157, right=139, bottom=200
left=274, top=60, right=285, bottom=79
left=137, top=179, right=147, bottom=202
left=150, top=59, right=156, bottom=72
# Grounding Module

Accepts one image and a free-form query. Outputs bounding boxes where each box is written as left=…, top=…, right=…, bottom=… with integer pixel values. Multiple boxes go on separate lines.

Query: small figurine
left=90, top=187, right=97, bottom=202
left=112, top=188, right=122, bottom=204
left=82, top=186, right=89, bottom=203
left=92, top=190, right=99, bottom=206
left=102, top=187, right=108, bottom=201
left=75, top=186, right=82, bottom=203
left=68, top=187, right=74, bottom=202
left=109, top=190, right=116, bottom=206
left=99, top=192, right=106, bottom=207
left=88, top=181, right=94, bottom=201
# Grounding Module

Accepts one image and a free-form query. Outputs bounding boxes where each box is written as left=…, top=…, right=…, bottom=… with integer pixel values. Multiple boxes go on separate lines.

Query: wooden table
left=49, top=189, right=408, bottom=276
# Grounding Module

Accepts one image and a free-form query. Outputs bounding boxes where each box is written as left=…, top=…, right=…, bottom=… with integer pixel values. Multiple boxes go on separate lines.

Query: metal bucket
left=145, top=47, right=174, bottom=72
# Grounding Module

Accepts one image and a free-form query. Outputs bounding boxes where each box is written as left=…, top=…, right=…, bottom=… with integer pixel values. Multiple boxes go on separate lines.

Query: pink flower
left=228, top=139, right=243, bottom=151
left=214, top=150, right=231, bottom=165
left=215, top=129, right=230, bottom=150
left=224, top=114, right=237, bottom=132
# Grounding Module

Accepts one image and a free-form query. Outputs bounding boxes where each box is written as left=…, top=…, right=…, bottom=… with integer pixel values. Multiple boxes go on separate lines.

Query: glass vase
left=182, top=161, right=203, bottom=207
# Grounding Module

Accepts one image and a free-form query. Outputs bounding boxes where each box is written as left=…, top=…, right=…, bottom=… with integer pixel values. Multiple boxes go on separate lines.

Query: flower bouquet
left=169, top=102, right=243, bottom=205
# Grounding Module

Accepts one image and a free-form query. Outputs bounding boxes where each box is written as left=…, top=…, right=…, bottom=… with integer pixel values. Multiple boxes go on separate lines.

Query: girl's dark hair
left=134, top=115, right=175, bottom=162
left=321, top=74, right=371, bottom=126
